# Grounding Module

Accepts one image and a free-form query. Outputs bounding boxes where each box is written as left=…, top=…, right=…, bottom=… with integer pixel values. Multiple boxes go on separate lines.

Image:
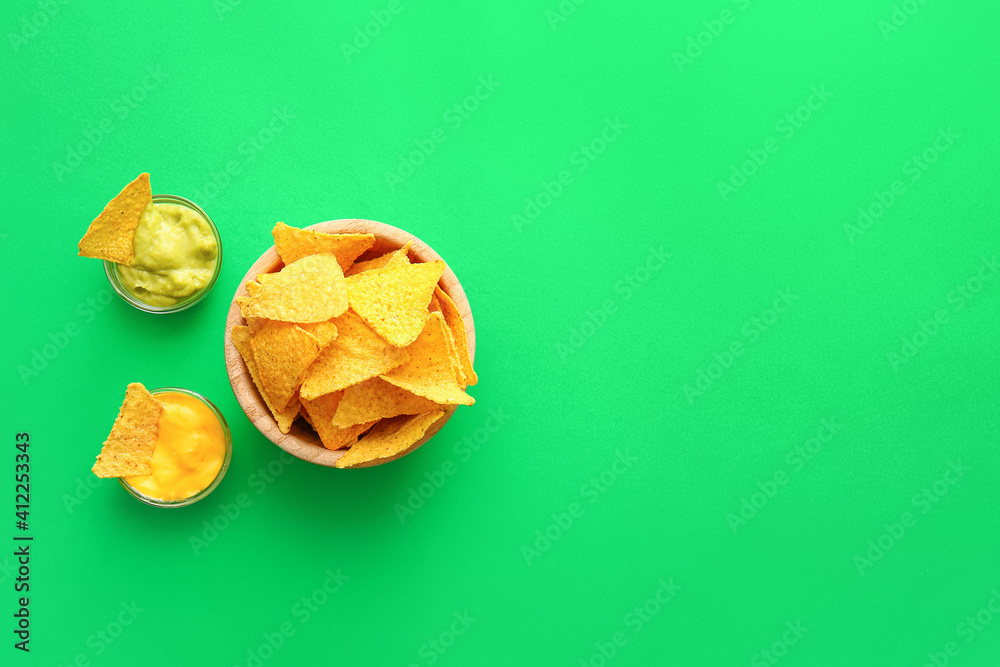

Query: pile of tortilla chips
left=78, top=173, right=151, bottom=264
left=92, top=382, right=162, bottom=478
left=231, top=222, right=477, bottom=468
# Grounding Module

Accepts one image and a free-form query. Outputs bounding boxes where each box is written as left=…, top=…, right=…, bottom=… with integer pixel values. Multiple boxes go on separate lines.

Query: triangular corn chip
left=232, top=325, right=299, bottom=433
left=333, top=376, right=441, bottom=427
left=380, top=312, right=474, bottom=405
left=92, top=382, right=161, bottom=478
left=439, top=315, right=468, bottom=387
left=78, top=173, right=151, bottom=264
left=250, top=320, right=324, bottom=412
left=300, top=310, right=409, bottom=400
left=272, top=222, right=374, bottom=272
left=335, top=411, right=445, bottom=469
left=434, top=286, right=477, bottom=386
left=246, top=316, right=268, bottom=335
left=298, top=320, right=338, bottom=348
left=344, top=242, right=411, bottom=277
left=241, top=253, right=348, bottom=323
left=299, top=391, right=377, bottom=450
left=346, top=260, right=444, bottom=346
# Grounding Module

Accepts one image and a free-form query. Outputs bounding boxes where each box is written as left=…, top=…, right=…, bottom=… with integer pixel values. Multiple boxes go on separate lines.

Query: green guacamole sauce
left=117, top=203, right=218, bottom=307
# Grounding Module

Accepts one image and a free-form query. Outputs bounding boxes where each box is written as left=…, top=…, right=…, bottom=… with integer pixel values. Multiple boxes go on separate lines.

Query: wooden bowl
left=224, top=219, right=476, bottom=468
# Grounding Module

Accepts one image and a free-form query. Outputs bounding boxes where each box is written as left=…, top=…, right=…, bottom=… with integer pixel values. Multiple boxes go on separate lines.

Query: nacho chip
left=344, top=242, right=412, bottom=277
left=232, top=325, right=299, bottom=433
left=382, top=250, right=411, bottom=271
left=92, top=382, right=161, bottom=478
left=434, top=287, right=477, bottom=386
left=439, top=316, right=468, bottom=387
left=242, top=253, right=348, bottom=323
left=381, top=313, right=474, bottom=405
left=346, top=260, right=444, bottom=347
left=230, top=227, right=477, bottom=464
left=78, top=173, right=151, bottom=264
left=299, top=320, right=338, bottom=348
left=250, top=320, right=323, bottom=411
left=299, top=391, right=377, bottom=450
left=246, top=316, right=268, bottom=335
left=240, top=282, right=267, bottom=326
left=333, top=376, right=441, bottom=427
left=335, top=410, right=445, bottom=469
left=300, top=310, right=409, bottom=399
left=272, top=222, right=375, bottom=272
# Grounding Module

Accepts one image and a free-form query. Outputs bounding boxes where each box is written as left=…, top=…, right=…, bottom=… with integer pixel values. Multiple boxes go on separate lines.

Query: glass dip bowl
left=119, top=387, right=233, bottom=508
left=104, top=194, right=222, bottom=314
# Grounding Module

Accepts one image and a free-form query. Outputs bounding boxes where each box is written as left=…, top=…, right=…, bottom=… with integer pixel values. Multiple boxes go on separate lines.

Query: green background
left=2, top=0, right=999, bottom=665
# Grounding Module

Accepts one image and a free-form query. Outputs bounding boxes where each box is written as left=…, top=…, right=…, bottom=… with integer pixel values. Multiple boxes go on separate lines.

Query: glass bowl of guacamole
left=104, top=194, right=222, bottom=313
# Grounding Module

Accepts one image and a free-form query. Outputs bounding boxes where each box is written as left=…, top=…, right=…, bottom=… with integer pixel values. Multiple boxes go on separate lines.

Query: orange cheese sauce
left=125, top=391, right=226, bottom=501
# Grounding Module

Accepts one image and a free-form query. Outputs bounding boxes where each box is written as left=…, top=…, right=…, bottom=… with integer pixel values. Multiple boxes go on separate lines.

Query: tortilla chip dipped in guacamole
left=79, top=174, right=220, bottom=308
left=78, top=173, right=151, bottom=264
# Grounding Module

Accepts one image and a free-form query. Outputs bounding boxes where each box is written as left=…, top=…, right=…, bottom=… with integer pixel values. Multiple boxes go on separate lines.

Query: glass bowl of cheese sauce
left=104, top=194, right=222, bottom=313
left=120, top=387, right=232, bottom=508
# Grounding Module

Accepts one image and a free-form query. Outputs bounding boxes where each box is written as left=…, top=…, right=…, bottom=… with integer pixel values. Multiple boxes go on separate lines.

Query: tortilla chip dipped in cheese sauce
left=124, top=391, right=228, bottom=502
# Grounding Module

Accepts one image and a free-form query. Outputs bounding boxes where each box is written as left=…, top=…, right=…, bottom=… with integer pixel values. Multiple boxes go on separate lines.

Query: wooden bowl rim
left=223, top=218, right=476, bottom=468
